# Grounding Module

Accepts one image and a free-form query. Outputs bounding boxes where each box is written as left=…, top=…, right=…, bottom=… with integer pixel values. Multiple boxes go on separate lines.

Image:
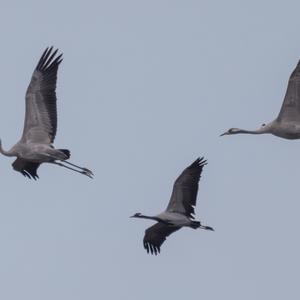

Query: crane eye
left=262, top=123, right=266, bottom=127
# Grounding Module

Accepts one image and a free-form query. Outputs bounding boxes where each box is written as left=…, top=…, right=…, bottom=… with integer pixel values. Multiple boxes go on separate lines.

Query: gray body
left=155, top=211, right=194, bottom=227
left=221, top=60, right=300, bottom=139
left=9, top=143, right=66, bottom=162
left=131, top=158, right=214, bottom=255
left=0, top=47, right=93, bottom=179
left=270, top=121, right=300, bottom=139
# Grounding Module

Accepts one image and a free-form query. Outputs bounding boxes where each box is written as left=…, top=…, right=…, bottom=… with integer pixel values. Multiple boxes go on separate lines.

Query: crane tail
left=190, top=221, right=201, bottom=229
left=58, top=149, right=71, bottom=159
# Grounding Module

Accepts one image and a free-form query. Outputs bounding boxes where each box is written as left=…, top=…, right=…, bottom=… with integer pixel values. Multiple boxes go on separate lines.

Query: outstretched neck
left=133, top=214, right=171, bottom=225
left=236, top=129, right=266, bottom=135
left=236, top=123, right=273, bottom=135
left=135, top=214, right=159, bottom=221
left=0, top=141, right=16, bottom=157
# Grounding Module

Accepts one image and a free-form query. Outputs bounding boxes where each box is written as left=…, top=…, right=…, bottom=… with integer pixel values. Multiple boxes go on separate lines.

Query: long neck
left=0, top=141, right=15, bottom=157
left=236, top=123, right=273, bottom=135
left=135, top=214, right=171, bottom=225
left=136, top=214, right=159, bottom=221
left=235, top=129, right=266, bottom=134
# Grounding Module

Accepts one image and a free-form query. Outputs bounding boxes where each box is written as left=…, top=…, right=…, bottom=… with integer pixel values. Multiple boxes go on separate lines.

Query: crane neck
left=235, top=129, right=266, bottom=134
left=0, top=140, right=16, bottom=157
left=135, top=214, right=159, bottom=221
left=132, top=214, right=171, bottom=225
left=236, top=123, right=274, bottom=135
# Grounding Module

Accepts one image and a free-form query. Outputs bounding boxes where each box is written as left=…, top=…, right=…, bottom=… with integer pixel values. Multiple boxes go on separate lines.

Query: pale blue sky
left=0, top=0, right=300, bottom=299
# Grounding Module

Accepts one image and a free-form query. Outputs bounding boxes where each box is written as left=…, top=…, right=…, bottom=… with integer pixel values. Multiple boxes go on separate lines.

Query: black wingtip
left=190, top=157, right=207, bottom=168
left=21, top=169, right=39, bottom=180
left=144, top=241, right=160, bottom=255
left=36, top=46, right=63, bottom=71
left=21, top=171, right=30, bottom=179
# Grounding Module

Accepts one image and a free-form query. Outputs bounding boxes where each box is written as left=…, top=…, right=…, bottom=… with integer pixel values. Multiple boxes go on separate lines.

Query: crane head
left=220, top=128, right=241, bottom=136
left=130, top=213, right=142, bottom=218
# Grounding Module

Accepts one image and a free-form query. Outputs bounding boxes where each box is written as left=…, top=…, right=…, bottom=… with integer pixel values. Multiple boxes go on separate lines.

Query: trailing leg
left=49, top=161, right=93, bottom=178
left=199, top=225, right=214, bottom=231
left=63, top=160, right=93, bottom=176
left=190, top=221, right=214, bottom=231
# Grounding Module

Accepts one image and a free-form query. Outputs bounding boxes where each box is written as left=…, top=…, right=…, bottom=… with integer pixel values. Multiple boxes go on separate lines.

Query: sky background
left=0, top=0, right=300, bottom=299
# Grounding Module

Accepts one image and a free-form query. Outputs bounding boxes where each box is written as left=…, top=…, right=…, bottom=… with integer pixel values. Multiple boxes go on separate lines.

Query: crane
left=221, top=60, right=300, bottom=139
left=0, top=47, right=93, bottom=179
left=131, top=157, right=213, bottom=255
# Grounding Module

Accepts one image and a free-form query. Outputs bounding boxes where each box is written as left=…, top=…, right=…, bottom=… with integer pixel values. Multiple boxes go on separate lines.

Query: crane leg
left=50, top=161, right=93, bottom=178
left=199, top=225, right=214, bottom=231
left=62, top=161, right=94, bottom=176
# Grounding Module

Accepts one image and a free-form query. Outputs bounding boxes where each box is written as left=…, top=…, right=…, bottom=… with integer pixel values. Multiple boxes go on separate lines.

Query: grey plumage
left=167, top=158, right=204, bottom=219
left=221, top=60, right=300, bottom=139
left=277, top=60, right=300, bottom=123
left=0, top=47, right=93, bottom=179
left=23, top=47, right=62, bottom=144
left=131, top=158, right=214, bottom=255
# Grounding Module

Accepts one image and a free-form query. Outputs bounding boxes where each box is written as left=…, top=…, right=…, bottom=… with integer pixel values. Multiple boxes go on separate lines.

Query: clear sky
left=0, top=0, right=300, bottom=299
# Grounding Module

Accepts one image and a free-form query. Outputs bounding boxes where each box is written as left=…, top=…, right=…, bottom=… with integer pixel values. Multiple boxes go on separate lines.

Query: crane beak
left=220, top=131, right=229, bottom=137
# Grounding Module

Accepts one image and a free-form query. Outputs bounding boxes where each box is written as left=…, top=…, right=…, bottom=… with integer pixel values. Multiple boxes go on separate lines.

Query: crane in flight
left=131, top=157, right=214, bottom=255
left=0, top=47, right=93, bottom=179
left=221, top=60, right=300, bottom=139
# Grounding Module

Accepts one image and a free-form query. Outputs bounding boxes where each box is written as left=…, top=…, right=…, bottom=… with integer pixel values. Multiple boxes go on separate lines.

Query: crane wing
left=21, top=47, right=63, bottom=144
left=277, top=60, right=300, bottom=122
left=143, top=223, right=180, bottom=255
left=12, top=158, right=40, bottom=180
left=166, top=157, right=207, bottom=219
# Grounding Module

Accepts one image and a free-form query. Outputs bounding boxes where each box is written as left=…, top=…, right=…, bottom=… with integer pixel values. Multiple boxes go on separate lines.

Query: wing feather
left=21, top=47, right=63, bottom=144
left=166, top=157, right=207, bottom=218
left=12, top=158, right=40, bottom=180
left=143, top=223, right=180, bottom=255
left=277, top=60, right=300, bottom=122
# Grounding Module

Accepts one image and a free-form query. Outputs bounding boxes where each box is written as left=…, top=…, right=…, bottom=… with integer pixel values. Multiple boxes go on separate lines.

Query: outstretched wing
left=277, top=60, right=300, bottom=122
left=12, top=158, right=40, bottom=180
left=166, top=157, right=207, bottom=219
left=143, top=223, right=180, bottom=255
left=21, top=47, right=63, bottom=144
